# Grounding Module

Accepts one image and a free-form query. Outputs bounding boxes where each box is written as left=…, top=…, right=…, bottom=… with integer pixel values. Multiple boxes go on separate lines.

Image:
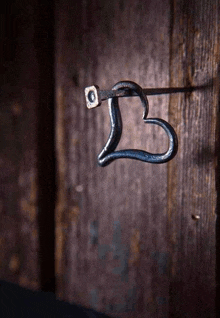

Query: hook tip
left=142, top=110, right=148, bottom=120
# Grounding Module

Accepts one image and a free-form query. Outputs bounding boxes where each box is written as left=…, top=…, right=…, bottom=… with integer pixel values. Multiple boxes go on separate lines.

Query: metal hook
left=85, top=81, right=178, bottom=167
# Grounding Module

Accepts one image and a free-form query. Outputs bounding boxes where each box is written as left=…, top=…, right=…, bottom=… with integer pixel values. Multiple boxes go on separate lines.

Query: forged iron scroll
left=97, top=81, right=178, bottom=167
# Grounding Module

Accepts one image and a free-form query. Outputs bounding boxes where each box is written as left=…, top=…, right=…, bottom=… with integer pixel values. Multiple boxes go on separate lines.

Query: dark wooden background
left=0, top=0, right=219, bottom=317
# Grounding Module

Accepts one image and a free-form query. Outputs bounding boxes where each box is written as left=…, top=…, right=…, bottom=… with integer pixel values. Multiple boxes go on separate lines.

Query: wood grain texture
left=0, top=0, right=39, bottom=289
left=0, top=0, right=55, bottom=292
left=168, top=0, right=219, bottom=317
left=55, top=0, right=219, bottom=316
left=56, top=0, right=170, bottom=316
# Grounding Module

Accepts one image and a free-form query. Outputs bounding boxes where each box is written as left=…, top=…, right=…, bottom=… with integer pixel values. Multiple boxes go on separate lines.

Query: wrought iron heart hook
left=97, top=81, right=178, bottom=167
left=85, top=80, right=178, bottom=167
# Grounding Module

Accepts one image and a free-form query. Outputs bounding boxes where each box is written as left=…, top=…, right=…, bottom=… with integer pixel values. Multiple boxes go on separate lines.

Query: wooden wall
left=0, top=0, right=55, bottom=292
left=55, top=0, right=219, bottom=317
left=0, top=0, right=40, bottom=290
left=0, top=0, right=219, bottom=317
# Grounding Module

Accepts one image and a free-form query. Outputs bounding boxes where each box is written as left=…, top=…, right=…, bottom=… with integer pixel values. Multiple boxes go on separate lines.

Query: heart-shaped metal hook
left=98, top=81, right=178, bottom=167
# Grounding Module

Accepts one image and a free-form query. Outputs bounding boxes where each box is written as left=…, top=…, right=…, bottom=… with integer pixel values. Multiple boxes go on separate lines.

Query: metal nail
left=84, top=84, right=206, bottom=109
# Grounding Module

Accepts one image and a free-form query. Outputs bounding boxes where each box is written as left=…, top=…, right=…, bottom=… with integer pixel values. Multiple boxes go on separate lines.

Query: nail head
left=85, top=85, right=101, bottom=109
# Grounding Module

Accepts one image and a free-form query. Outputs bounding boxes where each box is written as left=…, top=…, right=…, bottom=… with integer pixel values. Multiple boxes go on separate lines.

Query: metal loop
left=98, top=81, right=178, bottom=167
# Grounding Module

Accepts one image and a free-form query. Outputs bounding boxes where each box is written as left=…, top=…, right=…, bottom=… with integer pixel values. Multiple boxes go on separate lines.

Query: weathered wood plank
left=0, top=0, right=55, bottom=292
left=0, top=0, right=39, bottom=289
left=55, top=0, right=218, bottom=316
left=55, top=0, right=171, bottom=316
left=168, top=0, right=218, bottom=316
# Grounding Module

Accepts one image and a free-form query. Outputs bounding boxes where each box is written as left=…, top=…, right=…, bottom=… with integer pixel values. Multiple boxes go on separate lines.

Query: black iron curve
left=97, top=81, right=178, bottom=167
